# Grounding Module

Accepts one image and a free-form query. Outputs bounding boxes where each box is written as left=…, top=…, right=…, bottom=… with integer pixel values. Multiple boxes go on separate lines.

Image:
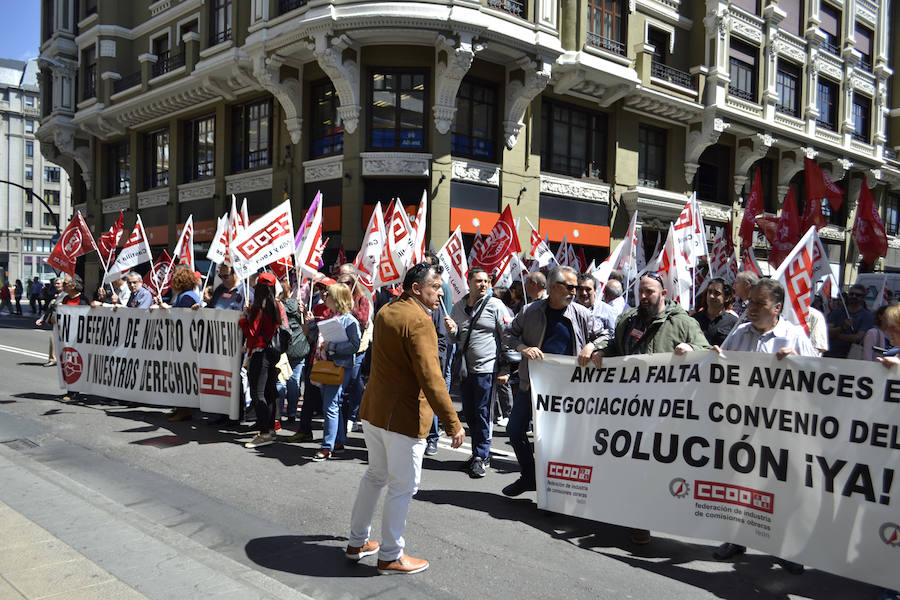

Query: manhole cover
left=1, top=439, right=38, bottom=451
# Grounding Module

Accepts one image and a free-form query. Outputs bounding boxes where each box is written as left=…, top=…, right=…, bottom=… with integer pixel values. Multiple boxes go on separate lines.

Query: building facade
left=0, top=57, right=73, bottom=284
left=36, top=0, right=899, bottom=289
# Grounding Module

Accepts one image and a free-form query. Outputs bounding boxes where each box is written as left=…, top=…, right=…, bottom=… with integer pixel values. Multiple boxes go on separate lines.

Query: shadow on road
left=245, top=534, right=376, bottom=578
left=414, top=488, right=879, bottom=600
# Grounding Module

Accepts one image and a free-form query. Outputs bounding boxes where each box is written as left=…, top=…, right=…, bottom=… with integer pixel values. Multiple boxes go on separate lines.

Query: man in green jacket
left=590, top=271, right=709, bottom=545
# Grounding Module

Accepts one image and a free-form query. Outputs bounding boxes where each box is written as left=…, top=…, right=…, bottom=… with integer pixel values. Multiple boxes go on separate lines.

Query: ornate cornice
left=819, top=225, right=846, bottom=241
left=620, top=186, right=687, bottom=220
left=178, top=180, right=215, bottom=203
left=361, top=152, right=431, bottom=177
left=303, top=156, right=343, bottom=182
left=225, top=168, right=273, bottom=195
left=698, top=201, right=731, bottom=222
left=503, top=56, right=551, bottom=149
left=451, top=159, right=500, bottom=187
left=137, top=188, right=169, bottom=208
left=101, top=195, right=130, bottom=214
left=539, top=174, right=610, bottom=203
left=685, top=112, right=730, bottom=185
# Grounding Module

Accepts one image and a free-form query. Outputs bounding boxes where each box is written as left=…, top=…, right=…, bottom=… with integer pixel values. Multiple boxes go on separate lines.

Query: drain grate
left=1, top=439, right=38, bottom=451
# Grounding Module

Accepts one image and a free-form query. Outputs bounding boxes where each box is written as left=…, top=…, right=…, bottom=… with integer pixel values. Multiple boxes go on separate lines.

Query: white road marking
left=0, top=344, right=49, bottom=361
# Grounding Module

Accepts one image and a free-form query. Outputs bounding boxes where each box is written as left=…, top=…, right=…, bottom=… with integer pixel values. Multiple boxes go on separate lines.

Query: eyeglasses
left=642, top=272, right=664, bottom=286
left=555, top=282, right=577, bottom=292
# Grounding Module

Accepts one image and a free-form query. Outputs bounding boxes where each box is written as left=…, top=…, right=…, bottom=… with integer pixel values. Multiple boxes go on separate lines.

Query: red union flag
left=410, top=191, right=428, bottom=265
left=173, top=215, right=195, bottom=270
left=437, top=226, right=468, bottom=304
left=232, top=199, right=295, bottom=278
left=353, top=202, right=386, bottom=295
left=472, top=205, right=520, bottom=280
left=529, top=226, right=555, bottom=267
left=739, top=168, right=764, bottom=250
left=104, top=216, right=153, bottom=283
left=144, top=250, right=174, bottom=298
left=673, top=194, right=707, bottom=266
left=772, top=226, right=820, bottom=335
left=740, top=246, right=763, bottom=276
left=376, top=200, right=415, bottom=288
left=46, top=211, right=97, bottom=276
left=97, top=210, right=124, bottom=266
left=270, top=255, right=294, bottom=280
left=853, top=182, right=888, bottom=264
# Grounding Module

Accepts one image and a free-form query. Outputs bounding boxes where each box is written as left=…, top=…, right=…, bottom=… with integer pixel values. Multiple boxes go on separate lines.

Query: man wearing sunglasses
left=826, top=283, right=874, bottom=358
left=590, top=270, right=709, bottom=545
left=501, top=265, right=602, bottom=497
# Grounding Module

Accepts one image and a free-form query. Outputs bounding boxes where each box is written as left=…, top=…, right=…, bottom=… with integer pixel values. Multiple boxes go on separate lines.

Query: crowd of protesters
left=6, top=257, right=900, bottom=590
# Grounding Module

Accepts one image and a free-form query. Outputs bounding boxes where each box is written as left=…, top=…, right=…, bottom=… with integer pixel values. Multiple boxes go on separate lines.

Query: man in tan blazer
left=345, top=262, right=465, bottom=575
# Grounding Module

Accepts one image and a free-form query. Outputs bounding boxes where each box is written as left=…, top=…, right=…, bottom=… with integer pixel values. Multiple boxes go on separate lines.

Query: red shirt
left=239, top=304, right=287, bottom=350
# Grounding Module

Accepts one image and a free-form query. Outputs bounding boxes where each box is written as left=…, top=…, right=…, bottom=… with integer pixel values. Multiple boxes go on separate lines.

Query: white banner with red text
left=54, top=306, right=244, bottom=418
left=530, top=351, right=900, bottom=590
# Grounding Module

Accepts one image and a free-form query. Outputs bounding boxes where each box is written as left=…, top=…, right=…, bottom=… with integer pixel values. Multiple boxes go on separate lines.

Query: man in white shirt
left=711, top=277, right=814, bottom=572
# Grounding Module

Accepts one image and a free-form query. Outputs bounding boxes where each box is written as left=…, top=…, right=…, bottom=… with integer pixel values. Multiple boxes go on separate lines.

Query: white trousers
left=348, top=421, right=426, bottom=561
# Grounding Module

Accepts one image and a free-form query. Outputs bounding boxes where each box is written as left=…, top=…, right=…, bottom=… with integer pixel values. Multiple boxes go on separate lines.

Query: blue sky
left=0, top=2, right=41, bottom=62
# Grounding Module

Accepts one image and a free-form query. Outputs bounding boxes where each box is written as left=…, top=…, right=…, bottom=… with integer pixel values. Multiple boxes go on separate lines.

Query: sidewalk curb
left=0, top=445, right=316, bottom=600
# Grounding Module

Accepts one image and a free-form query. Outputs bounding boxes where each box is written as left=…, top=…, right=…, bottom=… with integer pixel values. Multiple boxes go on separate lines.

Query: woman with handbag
left=239, top=272, right=288, bottom=449
left=336, top=272, right=372, bottom=434
left=305, top=282, right=360, bottom=461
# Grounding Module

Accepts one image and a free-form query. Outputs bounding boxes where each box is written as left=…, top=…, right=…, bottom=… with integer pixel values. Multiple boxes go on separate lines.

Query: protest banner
left=529, top=352, right=900, bottom=590
left=54, top=306, right=244, bottom=418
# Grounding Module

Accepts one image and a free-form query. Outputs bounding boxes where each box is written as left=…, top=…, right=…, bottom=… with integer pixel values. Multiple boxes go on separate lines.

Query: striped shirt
left=721, top=318, right=817, bottom=357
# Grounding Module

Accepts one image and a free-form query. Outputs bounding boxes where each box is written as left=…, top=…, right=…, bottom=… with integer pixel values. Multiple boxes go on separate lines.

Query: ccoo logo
left=880, top=523, right=900, bottom=547
left=669, top=478, right=690, bottom=499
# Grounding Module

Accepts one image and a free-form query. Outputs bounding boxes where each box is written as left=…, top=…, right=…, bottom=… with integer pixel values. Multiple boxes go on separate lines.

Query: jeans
left=320, top=366, right=353, bottom=451
left=348, top=421, right=426, bottom=562
left=427, top=349, right=455, bottom=442
left=285, top=358, right=306, bottom=418
left=461, top=372, right=493, bottom=459
left=248, top=350, right=278, bottom=434
left=507, top=388, right=534, bottom=483
left=342, top=352, right=365, bottom=423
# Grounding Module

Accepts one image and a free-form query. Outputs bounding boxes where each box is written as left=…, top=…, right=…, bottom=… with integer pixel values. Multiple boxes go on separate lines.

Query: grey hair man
left=524, top=271, right=547, bottom=303
left=603, top=278, right=627, bottom=318
left=732, top=271, right=759, bottom=314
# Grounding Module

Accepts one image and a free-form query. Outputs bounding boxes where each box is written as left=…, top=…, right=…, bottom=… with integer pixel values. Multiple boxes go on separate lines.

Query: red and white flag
left=353, top=202, right=386, bottom=295
left=331, top=244, right=347, bottom=275
left=97, top=210, right=124, bottom=268
left=565, top=242, right=579, bottom=272
left=293, top=195, right=323, bottom=279
left=555, top=235, right=570, bottom=267
left=708, top=227, right=729, bottom=278
left=144, top=250, right=174, bottom=298
left=206, top=214, right=229, bottom=264
left=471, top=205, right=521, bottom=283
left=853, top=182, right=888, bottom=265
left=673, top=194, right=707, bottom=266
left=410, top=191, right=428, bottom=265
left=232, top=199, right=295, bottom=278
left=104, top=215, right=153, bottom=283
left=46, top=211, right=97, bottom=276
left=772, top=226, right=822, bottom=335
left=528, top=224, right=556, bottom=267
left=376, top=200, right=415, bottom=288
left=437, top=226, right=469, bottom=304
left=740, top=246, right=763, bottom=276
left=270, top=255, right=294, bottom=280
left=227, top=195, right=248, bottom=271
left=613, top=212, right=640, bottom=279
left=872, top=276, right=891, bottom=310
left=645, top=223, right=692, bottom=309
left=468, top=229, right=484, bottom=267
left=173, top=215, right=195, bottom=270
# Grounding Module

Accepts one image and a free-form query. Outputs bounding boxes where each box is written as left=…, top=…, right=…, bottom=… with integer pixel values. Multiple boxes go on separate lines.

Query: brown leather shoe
left=345, top=540, right=379, bottom=560
left=377, top=553, right=429, bottom=575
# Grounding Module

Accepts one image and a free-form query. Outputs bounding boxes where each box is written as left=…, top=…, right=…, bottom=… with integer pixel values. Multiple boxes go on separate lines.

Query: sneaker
left=245, top=432, right=276, bottom=449
left=377, top=554, right=429, bottom=575
left=287, top=431, right=313, bottom=443
left=502, top=477, right=536, bottom=497
left=713, top=542, right=746, bottom=560
left=273, top=420, right=282, bottom=432
left=630, top=529, right=651, bottom=545
left=312, top=449, right=332, bottom=461
left=468, top=457, right=486, bottom=478
left=346, top=540, right=379, bottom=560
left=459, top=455, right=476, bottom=472
left=424, top=439, right=438, bottom=456
left=495, top=416, right=509, bottom=427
